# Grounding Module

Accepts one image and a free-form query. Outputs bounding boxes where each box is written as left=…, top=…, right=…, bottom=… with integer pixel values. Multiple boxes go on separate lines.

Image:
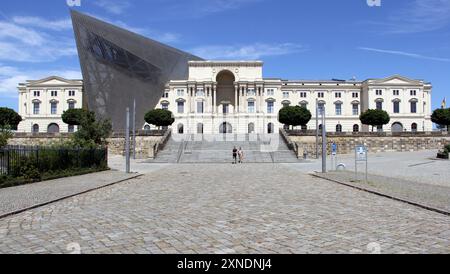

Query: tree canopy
left=431, top=108, right=450, bottom=130
left=0, top=107, right=22, bottom=130
left=62, top=108, right=111, bottom=147
left=359, top=109, right=390, bottom=131
left=278, top=106, right=312, bottom=129
left=144, top=109, right=175, bottom=129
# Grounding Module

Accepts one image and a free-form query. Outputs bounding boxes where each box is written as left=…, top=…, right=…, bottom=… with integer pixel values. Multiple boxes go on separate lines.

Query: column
left=213, top=85, right=217, bottom=114
left=234, top=85, right=238, bottom=114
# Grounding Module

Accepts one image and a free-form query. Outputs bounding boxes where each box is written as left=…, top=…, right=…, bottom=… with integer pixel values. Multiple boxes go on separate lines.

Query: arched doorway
left=267, top=123, right=274, bottom=134
left=353, top=124, right=359, bottom=133
left=248, top=123, right=255, bottom=134
left=391, top=122, right=403, bottom=133
left=178, top=123, right=184, bottom=134
left=197, top=123, right=204, bottom=134
left=216, top=70, right=236, bottom=112
left=336, top=124, right=342, bottom=133
left=47, top=123, right=60, bottom=133
left=32, top=124, right=39, bottom=133
left=411, top=123, right=418, bottom=132
left=219, top=122, right=232, bottom=134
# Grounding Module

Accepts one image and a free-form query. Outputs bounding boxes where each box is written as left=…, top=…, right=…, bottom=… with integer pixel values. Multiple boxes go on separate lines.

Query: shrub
left=360, top=109, right=390, bottom=131
left=18, top=158, right=41, bottom=182
left=0, top=127, right=13, bottom=147
left=431, top=108, right=450, bottom=130
left=144, top=109, right=175, bottom=129
left=278, top=106, right=312, bottom=130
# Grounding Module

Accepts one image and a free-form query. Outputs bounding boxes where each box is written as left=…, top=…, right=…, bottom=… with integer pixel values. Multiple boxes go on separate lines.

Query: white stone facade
left=17, top=76, right=83, bottom=133
left=155, top=61, right=433, bottom=134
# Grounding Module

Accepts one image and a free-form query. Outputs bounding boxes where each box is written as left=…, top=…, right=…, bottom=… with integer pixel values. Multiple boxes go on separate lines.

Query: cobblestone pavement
left=0, top=171, right=139, bottom=217
left=0, top=164, right=449, bottom=254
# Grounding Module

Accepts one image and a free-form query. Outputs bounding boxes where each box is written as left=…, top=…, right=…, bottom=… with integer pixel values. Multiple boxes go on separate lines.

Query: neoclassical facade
left=17, top=76, right=83, bottom=133
left=156, top=61, right=433, bottom=135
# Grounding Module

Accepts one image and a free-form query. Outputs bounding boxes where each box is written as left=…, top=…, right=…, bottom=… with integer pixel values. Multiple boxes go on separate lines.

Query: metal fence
left=0, top=145, right=108, bottom=177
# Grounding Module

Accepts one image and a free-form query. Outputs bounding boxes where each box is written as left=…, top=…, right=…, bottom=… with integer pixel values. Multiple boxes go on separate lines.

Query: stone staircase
left=148, top=134, right=302, bottom=164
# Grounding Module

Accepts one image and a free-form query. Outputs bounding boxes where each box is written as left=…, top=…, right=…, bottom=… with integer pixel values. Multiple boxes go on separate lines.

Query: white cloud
left=0, top=20, right=77, bottom=62
left=0, top=65, right=81, bottom=98
left=94, top=0, right=131, bottom=15
left=358, top=47, right=450, bottom=62
left=191, top=43, right=305, bottom=60
left=12, top=16, right=72, bottom=31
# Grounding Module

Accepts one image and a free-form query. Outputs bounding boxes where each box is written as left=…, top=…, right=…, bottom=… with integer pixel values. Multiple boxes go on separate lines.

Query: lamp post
left=322, top=105, right=327, bottom=173
left=315, top=98, right=319, bottom=159
left=125, top=107, right=130, bottom=173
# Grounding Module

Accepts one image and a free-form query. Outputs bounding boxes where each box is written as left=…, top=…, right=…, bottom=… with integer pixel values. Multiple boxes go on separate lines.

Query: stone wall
left=287, top=133, right=450, bottom=157
left=8, top=131, right=170, bottom=159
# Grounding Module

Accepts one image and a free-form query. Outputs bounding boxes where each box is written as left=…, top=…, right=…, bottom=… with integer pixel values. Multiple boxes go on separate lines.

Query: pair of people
left=232, top=146, right=244, bottom=164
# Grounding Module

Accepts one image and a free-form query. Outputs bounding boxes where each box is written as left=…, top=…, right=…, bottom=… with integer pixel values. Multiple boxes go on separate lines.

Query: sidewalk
left=0, top=170, right=141, bottom=218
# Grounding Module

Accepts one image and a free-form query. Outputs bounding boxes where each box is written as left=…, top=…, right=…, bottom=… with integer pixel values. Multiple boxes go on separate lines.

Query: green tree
left=0, top=107, right=22, bottom=130
left=144, top=109, right=175, bottom=130
left=278, top=106, right=312, bottom=130
left=62, top=109, right=112, bottom=147
left=359, top=109, right=390, bottom=132
left=431, top=108, right=450, bottom=131
left=0, top=126, right=13, bottom=147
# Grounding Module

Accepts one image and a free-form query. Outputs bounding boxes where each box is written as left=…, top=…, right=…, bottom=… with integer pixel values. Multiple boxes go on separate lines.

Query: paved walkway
left=0, top=164, right=448, bottom=254
left=0, top=171, right=140, bottom=217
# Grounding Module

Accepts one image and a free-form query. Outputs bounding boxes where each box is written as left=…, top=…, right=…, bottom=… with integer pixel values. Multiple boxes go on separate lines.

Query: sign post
left=331, top=142, right=337, bottom=171
left=355, top=145, right=368, bottom=182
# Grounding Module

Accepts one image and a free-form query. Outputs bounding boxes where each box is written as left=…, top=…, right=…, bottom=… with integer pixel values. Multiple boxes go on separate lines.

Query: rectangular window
left=352, top=92, right=359, bottom=98
left=248, top=101, right=255, bottom=113
left=282, top=91, right=289, bottom=98
left=376, top=101, right=383, bottom=110
left=393, top=90, right=400, bottom=96
left=300, top=92, right=307, bottom=98
left=376, top=89, right=383, bottom=96
left=410, top=90, right=417, bottom=96
left=335, top=92, right=341, bottom=98
left=247, top=89, right=256, bottom=96
left=300, top=103, right=308, bottom=110
left=68, top=90, right=76, bottom=96
left=318, top=103, right=325, bottom=115
left=352, top=104, right=359, bottom=115
left=161, top=103, right=169, bottom=110
left=51, top=91, right=58, bottom=97
left=317, top=92, right=324, bottom=98
left=51, top=102, right=57, bottom=115
left=68, top=102, right=75, bottom=109
left=197, top=101, right=204, bottom=113
left=393, top=101, right=400, bottom=113
left=411, top=102, right=417, bottom=113
left=223, top=104, right=229, bottom=114
left=177, top=102, right=184, bottom=113
left=33, top=91, right=40, bottom=97
left=267, top=102, right=274, bottom=114
left=33, top=103, right=40, bottom=114
left=335, top=104, right=342, bottom=115
left=266, top=89, right=275, bottom=96
left=177, top=89, right=185, bottom=96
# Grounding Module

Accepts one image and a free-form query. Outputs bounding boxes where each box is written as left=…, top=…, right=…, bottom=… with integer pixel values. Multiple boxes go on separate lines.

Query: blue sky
left=0, top=0, right=449, bottom=111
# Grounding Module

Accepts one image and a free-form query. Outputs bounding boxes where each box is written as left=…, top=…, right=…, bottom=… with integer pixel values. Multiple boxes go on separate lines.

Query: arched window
left=47, top=123, right=60, bottom=133
left=353, top=124, right=360, bottom=133
left=177, top=124, right=184, bottom=134
left=144, top=125, right=151, bottom=131
left=197, top=123, right=204, bottom=134
left=268, top=123, right=274, bottom=134
left=318, top=124, right=323, bottom=132
left=411, top=123, right=418, bottom=132
left=248, top=123, right=255, bottom=134
left=68, top=125, right=75, bottom=133
left=336, top=124, right=342, bottom=133
left=32, top=124, right=39, bottom=133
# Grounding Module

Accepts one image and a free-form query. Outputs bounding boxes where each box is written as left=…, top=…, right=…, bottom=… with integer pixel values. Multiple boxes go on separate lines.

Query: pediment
left=28, top=76, right=82, bottom=87
left=372, top=75, right=422, bottom=86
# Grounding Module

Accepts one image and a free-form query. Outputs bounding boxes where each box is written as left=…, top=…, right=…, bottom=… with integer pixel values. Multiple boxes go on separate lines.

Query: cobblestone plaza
left=0, top=163, right=448, bottom=254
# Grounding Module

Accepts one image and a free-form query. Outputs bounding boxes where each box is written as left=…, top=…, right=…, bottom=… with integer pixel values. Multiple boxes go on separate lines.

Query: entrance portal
left=216, top=70, right=236, bottom=112
left=219, top=122, right=232, bottom=134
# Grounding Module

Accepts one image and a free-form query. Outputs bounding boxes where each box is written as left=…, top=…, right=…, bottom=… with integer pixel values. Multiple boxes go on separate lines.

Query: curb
left=0, top=173, right=143, bottom=220
left=310, top=173, right=450, bottom=217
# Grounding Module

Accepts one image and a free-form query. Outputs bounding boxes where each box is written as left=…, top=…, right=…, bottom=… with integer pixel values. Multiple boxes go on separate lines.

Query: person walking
left=232, top=146, right=238, bottom=164
left=238, top=147, right=244, bottom=163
